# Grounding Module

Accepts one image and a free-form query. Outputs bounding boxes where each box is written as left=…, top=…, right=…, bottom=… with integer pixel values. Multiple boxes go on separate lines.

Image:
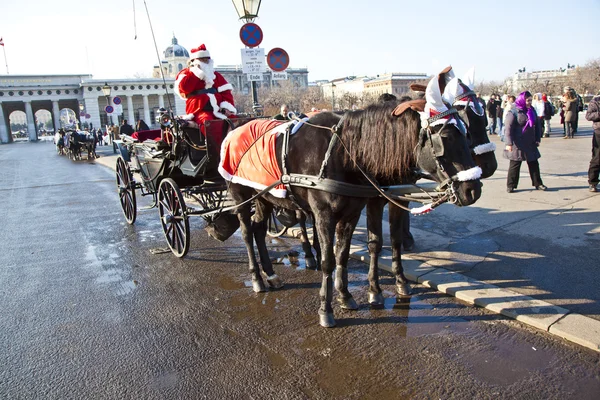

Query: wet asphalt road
left=1, top=141, right=599, bottom=399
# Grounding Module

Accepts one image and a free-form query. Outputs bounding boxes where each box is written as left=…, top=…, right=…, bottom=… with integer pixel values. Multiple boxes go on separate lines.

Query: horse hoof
left=319, top=311, right=336, bottom=328
left=305, top=258, right=318, bottom=270
left=397, top=283, right=412, bottom=296
left=252, top=279, right=267, bottom=293
left=267, top=274, right=284, bottom=289
left=338, top=296, right=359, bottom=310
left=368, top=292, right=385, bottom=306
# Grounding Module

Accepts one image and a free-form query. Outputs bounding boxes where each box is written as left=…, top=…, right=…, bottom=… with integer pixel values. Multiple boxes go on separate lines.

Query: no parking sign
left=105, top=105, right=114, bottom=114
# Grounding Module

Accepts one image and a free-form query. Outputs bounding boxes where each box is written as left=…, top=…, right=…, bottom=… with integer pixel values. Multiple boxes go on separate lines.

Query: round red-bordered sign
left=267, top=48, right=289, bottom=72
left=239, top=23, right=263, bottom=48
left=113, top=96, right=122, bottom=105
left=105, top=105, right=114, bottom=114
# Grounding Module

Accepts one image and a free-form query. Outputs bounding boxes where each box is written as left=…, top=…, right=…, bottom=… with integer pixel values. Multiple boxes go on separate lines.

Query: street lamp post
left=331, top=83, right=336, bottom=111
left=232, top=0, right=263, bottom=116
left=78, top=102, right=85, bottom=130
left=102, top=82, right=112, bottom=127
left=102, top=82, right=116, bottom=153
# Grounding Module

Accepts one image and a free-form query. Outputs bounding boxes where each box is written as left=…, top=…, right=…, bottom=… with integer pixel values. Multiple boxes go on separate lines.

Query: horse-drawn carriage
left=58, top=130, right=97, bottom=160
left=114, top=112, right=258, bottom=257
left=114, top=68, right=497, bottom=327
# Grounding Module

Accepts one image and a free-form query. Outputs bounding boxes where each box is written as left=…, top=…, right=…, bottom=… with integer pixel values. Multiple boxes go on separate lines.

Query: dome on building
left=164, top=35, right=189, bottom=58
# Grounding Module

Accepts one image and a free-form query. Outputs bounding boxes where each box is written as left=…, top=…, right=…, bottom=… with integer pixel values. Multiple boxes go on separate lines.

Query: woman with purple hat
left=503, top=91, right=547, bottom=193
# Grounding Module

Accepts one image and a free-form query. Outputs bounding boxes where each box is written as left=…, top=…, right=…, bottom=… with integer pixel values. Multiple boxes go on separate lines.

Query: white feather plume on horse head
left=442, top=77, right=461, bottom=106
left=421, top=70, right=459, bottom=127
left=462, top=67, right=476, bottom=90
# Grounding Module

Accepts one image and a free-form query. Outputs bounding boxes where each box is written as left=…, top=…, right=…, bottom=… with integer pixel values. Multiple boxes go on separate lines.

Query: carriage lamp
left=232, top=0, right=261, bottom=22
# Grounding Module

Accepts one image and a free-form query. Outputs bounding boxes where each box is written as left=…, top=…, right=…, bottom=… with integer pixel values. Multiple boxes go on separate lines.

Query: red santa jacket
left=175, top=65, right=236, bottom=122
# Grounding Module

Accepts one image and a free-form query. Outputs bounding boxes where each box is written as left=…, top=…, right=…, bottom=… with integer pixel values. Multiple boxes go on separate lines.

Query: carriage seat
left=132, top=129, right=162, bottom=142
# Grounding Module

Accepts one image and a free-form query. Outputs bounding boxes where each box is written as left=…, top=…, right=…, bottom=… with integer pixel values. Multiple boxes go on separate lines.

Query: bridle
left=452, top=83, right=496, bottom=157
left=416, top=108, right=480, bottom=204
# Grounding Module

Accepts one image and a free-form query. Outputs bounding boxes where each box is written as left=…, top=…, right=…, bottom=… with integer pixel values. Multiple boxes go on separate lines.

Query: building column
left=0, top=103, right=9, bottom=143
left=158, top=94, right=164, bottom=109
left=85, top=97, right=101, bottom=131
left=24, top=101, right=37, bottom=141
left=52, top=100, right=61, bottom=131
left=142, top=95, right=151, bottom=126
left=126, top=95, right=135, bottom=124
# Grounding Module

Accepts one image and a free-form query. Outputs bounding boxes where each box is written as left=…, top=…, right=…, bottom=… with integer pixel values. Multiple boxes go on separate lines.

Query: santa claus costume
left=175, top=44, right=237, bottom=133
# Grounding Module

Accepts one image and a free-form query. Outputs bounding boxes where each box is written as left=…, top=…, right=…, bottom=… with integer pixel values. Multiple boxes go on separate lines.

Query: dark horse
left=227, top=78, right=482, bottom=327
left=364, top=67, right=498, bottom=305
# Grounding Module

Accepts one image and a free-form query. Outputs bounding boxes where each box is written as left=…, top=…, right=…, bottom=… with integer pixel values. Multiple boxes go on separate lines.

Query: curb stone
left=289, top=226, right=600, bottom=353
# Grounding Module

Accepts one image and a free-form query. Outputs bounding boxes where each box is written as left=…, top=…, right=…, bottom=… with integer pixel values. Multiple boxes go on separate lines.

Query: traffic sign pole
left=239, top=23, right=264, bottom=116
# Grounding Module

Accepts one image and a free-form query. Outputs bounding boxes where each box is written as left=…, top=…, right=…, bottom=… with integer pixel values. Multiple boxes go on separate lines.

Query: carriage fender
left=114, top=140, right=131, bottom=162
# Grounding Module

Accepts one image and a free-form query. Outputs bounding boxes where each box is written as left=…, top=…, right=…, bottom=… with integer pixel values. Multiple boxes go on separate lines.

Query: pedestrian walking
left=542, top=94, right=554, bottom=137
left=533, top=93, right=546, bottom=137
left=585, top=93, right=600, bottom=192
left=504, top=91, right=547, bottom=192
left=502, top=95, right=516, bottom=142
left=563, top=90, right=578, bottom=139
left=486, top=94, right=499, bottom=134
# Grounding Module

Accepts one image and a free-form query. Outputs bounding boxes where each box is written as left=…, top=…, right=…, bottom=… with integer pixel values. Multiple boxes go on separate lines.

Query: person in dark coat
left=562, top=90, right=578, bottom=139
left=119, top=120, right=134, bottom=136
left=585, top=93, right=600, bottom=192
left=504, top=91, right=547, bottom=192
left=273, top=104, right=289, bottom=121
left=486, top=94, right=499, bottom=134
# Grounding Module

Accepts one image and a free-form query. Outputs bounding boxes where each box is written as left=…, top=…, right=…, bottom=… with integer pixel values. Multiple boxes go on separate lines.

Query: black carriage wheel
left=267, top=209, right=288, bottom=238
left=158, top=178, right=190, bottom=258
left=116, top=157, right=137, bottom=224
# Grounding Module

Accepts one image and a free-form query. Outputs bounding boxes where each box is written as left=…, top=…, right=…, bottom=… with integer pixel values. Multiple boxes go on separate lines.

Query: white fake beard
left=192, top=59, right=216, bottom=87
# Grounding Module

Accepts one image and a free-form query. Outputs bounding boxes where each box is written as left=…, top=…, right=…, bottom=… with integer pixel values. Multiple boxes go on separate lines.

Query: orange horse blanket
left=218, top=119, right=289, bottom=198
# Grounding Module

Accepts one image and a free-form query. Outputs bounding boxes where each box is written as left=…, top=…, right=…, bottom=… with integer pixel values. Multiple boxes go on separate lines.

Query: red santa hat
left=190, top=44, right=210, bottom=60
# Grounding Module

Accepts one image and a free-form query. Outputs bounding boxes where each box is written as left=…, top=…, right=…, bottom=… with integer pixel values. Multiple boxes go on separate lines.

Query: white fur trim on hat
left=190, top=49, right=210, bottom=59
left=218, top=83, right=233, bottom=93
left=219, top=101, right=237, bottom=114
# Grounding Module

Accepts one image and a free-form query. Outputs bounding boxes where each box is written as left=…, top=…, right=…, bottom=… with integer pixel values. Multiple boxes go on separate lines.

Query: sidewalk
left=94, top=117, right=600, bottom=353
left=349, top=115, right=599, bottom=352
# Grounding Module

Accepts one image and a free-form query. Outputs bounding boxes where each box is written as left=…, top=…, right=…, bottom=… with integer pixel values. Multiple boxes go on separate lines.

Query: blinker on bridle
left=419, top=107, right=480, bottom=197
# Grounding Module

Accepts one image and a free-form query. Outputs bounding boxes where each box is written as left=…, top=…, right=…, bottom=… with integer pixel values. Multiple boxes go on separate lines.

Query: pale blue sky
left=1, top=0, right=598, bottom=83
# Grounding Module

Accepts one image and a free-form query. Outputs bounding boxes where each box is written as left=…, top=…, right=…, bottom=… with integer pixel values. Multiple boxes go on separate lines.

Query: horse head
left=414, top=73, right=482, bottom=206
left=442, top=68, right=497, bottom=179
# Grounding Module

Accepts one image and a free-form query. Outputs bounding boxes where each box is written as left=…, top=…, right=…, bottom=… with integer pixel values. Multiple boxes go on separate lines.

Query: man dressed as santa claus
left=175, top=44, right=237, bottom=133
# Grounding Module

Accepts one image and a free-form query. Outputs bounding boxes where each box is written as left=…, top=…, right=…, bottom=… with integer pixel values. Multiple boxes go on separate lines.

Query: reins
left=289, top=114, right=447, bottom=213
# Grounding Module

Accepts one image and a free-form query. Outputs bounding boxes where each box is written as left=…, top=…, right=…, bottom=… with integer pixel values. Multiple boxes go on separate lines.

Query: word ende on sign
left=272, top=71, right=288, bottom=80
left=241, top=48, right=266, bottom=74
left=247, top=73, right=263, bottom=82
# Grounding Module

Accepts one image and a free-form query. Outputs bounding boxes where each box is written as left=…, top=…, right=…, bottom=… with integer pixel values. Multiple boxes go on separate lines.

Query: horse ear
left=462, top=67, right=476, bottom=90
left=437, top=66, right=455, bottom=94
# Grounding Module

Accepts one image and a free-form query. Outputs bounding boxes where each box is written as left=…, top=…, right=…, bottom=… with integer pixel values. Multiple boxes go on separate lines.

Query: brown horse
left=225, top=75, right=482, bottom=327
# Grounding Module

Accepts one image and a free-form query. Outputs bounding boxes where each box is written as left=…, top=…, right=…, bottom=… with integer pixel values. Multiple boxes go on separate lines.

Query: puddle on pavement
left=218, top=275, right=245, bottom=290
left=229, top=292, right=284, bottom=322
left=453, top=332, right=556, bottom=386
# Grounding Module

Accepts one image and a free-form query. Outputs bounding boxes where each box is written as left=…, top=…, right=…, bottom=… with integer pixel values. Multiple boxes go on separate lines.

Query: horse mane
left=339, top=101, right=420, bottom=180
